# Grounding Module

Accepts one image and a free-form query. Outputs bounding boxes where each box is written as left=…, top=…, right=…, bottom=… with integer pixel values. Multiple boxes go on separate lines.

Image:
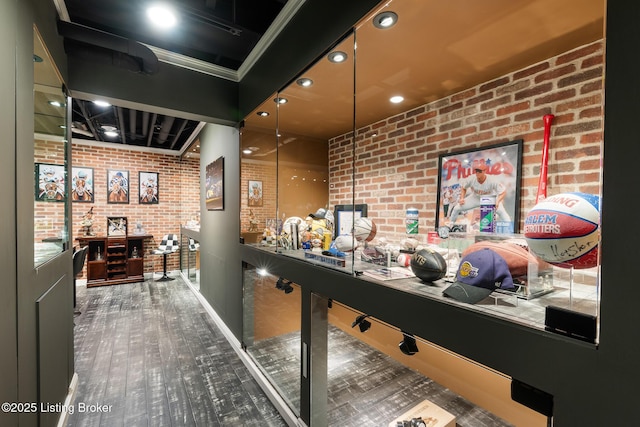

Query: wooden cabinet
left=77, top=235, right=151, bottom=287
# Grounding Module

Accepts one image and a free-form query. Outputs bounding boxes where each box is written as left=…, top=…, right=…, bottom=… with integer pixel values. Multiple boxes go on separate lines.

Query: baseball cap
left=443, top=248, right=515, bottom=304
left=309, top=208, right=328, bottom=219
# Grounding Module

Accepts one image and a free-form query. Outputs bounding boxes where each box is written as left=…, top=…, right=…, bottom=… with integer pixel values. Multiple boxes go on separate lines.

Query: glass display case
left=180, top=227, right=200, bottom=290
left=239, top=0, right=604, bottom=339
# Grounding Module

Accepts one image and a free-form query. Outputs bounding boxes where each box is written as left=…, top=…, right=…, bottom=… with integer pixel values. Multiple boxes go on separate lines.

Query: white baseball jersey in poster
left=448, top=173, right=511, bottom=223
left=438, top=141, right=521, bottom=233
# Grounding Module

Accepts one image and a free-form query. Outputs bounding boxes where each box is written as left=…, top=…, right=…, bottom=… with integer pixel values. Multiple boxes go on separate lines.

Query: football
left=410, top=248, right=447, bottom=282
left=334, top=234, right=358, bottom=252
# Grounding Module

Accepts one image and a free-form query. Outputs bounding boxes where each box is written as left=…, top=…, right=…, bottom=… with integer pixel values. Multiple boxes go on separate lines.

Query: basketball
left=410, top=248, right=447, bottom=282
left=353, top=217, right=377, bottom=242
left=396, top=253, right=411, bottom=267
left=523, top=192, right=600, bottom=269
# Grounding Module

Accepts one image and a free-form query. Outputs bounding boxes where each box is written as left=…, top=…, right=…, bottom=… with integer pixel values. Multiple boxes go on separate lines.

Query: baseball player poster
left=436, top=139, right=523, bottom=234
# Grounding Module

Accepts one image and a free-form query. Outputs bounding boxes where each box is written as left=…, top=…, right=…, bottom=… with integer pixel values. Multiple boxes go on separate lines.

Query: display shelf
left=246, top=241, right=599, bottom=337
left=77, top=235, right=152, bottom=287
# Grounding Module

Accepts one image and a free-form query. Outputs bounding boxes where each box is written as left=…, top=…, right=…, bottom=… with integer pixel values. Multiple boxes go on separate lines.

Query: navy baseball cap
left=443, top=248, right=515, bottom=304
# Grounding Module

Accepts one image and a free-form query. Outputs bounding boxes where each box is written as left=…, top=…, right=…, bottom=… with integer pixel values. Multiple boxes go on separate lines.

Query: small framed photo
left=35, top=163, right=66, bottom=202
left=139, top=171, right=159, bottom=204
left=71, top=166, right=94, bottom=203
left=248, top=180, right=263, bottom=207
left=107, top=169, right=129, bottom=204
left=107, top=216, right=127, bottom=237
left=334, top=204, right=368, bottom=238
left=205, top=156, right=224, bottom=211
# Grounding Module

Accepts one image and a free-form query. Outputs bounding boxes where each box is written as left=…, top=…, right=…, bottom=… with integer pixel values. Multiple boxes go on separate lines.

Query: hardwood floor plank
left=67, top=277, right=286, bottom=427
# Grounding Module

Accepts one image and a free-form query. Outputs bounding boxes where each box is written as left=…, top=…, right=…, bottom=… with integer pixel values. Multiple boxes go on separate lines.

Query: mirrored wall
left=33, top=26, right=69, bottom=266
left=242, top=263, right=302, bottom=416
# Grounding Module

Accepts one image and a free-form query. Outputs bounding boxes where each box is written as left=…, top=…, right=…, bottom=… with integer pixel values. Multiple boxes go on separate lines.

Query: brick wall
left=71, top=143, right=199, bottom=276
left=240, top=160, right=277, bottom=232
left=329, top=40, right=604, bottom=242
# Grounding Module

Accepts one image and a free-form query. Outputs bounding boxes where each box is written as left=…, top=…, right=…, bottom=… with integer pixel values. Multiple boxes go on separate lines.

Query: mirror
left=33, top=26, right=68, bottom=266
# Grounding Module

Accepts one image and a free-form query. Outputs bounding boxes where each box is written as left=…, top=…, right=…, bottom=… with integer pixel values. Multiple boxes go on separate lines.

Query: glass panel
left=275, top=34, right=356, bottom=272
left=34, top=26, right=68, bottom=266
left=240, top=95, right=278, bottom=250
left=242, top=263, right=301, bottom=415
left=322, top=299, right=546, bottom=426
left=180, top=231, right=200, bottom=290
left=349, top=0, right=605, bottom=339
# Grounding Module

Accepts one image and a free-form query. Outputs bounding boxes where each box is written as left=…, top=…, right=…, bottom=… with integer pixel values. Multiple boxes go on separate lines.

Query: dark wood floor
left=68, top=276, right=287, bottom=427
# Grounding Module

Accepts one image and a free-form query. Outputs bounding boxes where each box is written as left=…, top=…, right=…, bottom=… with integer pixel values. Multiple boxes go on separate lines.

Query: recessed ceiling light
left=373, top=11, right=398, bottom=29
left=242, top=149, right=252, bottom=154
left=296, top=78, right=313, bottom=87
left=147, top=4, right=177, bottom=28
left=328, top=51, right=348, bottom=63
left=257, top=111, right=270, bottom=117
left=104, top=130, right=119, bottom=138
left=274, top=97, right=288, bottom=104
left=93, top=100, right=111, bottom=107
left=390, top=95, right=404, bottom=104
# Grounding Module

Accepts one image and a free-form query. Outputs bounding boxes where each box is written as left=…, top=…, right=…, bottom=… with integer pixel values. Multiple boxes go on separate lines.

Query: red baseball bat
left=535, top=114, right=555, bottom=204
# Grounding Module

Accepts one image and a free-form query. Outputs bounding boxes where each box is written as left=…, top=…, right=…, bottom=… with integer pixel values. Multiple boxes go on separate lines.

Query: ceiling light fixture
left=48, top=101, right=63, bottom=107
left=257, top=111, right=270, bottom=117
left=328, top=51, right=348, bottom=63
left=274, top=97, right=288, bottom=104
left=104, top=130, right=119, bottom=138
left=373, top=11, right=398, bottom=29
left=93, top=100, right=111, bottom=107
left=390, top=95, right=404, bottom=104
left=147, top=4, right=177, bottom=28
left=242, top=149, right=252, bottom=154
left=296, top=78, right=313, bottom=87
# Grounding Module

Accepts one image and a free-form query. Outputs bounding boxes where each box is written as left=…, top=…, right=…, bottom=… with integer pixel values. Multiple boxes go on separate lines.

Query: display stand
left=77, top=235, right=152, bottom=287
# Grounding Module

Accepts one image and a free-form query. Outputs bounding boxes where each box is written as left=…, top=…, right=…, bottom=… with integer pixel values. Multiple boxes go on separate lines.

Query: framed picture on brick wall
left=139, top=171, right=159, bottom=204
left=71, top=166, right=94, bottom=203
left=248, top=180, right=263, bottom=207
left=107, top=169, right=129, bottom=204
left=35, top=163, right=66, bottom=202
left=436, top=139, right=523, bottom=234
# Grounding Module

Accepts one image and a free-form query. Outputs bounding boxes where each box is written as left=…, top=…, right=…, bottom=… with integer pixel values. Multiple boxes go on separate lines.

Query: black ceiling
left=64, top=0, right=287, bottom=70
left=58, top=0, right=291, bottom=153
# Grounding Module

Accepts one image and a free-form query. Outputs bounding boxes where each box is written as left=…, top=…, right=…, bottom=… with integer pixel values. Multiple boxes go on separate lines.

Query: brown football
left=461, top=240, right=551, bottom=277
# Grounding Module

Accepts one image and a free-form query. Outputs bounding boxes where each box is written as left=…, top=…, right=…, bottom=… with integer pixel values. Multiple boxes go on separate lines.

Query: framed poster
left=334, top=204, right=368, bottom=238
left=107, top=216, right=127, bottom=237
left=107, top=169, right=129, bottom=204
left=35, top=163, right=66, bottom=202
left=205, top=156, right=224, bottom=210
left=248, top=180, right=263, bottom=207
left=436, top=139, right=523, bottom=233
left=139, top=171, right=159, bottom=204
left=71, top=166, right=94, bottom=202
